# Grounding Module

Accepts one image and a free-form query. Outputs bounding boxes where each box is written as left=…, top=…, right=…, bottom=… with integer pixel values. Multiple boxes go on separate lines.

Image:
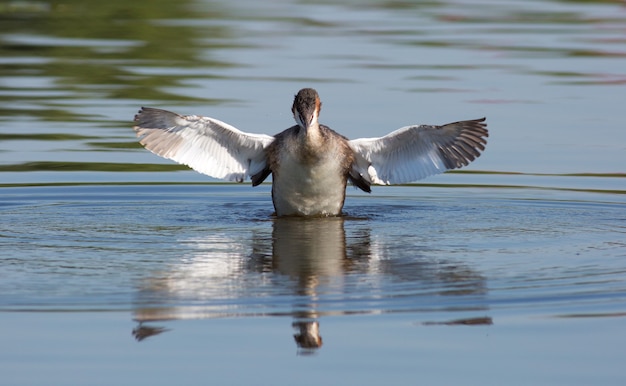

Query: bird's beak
left=292, top=88, right=321, bottom=130
left=293, top=106, right=317, bottom=130
left=293, top=107, right=308, bottom=129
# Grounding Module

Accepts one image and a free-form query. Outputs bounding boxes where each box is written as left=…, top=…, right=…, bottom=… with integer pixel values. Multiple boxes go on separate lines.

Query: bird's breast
left=271, top=144, right=349, bottom=216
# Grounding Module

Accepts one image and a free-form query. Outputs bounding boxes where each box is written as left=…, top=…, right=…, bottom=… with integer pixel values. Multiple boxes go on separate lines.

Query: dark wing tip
left=132, top=107, right=181, bottom=133
left=437, top=117, right=489, bottom=170
left=133, top=106, right=148, bottom=124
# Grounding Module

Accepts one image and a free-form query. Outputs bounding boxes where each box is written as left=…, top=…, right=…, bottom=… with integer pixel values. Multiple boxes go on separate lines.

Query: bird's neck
left=299, top=123, right=326, bottom=157
left=302, top=107, right=320, bottom=138
left=305, top=122, right=322, bottom=141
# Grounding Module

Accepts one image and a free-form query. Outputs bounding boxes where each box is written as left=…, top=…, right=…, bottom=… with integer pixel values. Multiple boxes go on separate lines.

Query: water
left=1, top=0, right=626, bottom=385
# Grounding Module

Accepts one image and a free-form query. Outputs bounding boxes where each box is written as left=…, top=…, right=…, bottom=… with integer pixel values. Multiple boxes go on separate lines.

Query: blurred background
left=1, top=0, right=625, bottom=182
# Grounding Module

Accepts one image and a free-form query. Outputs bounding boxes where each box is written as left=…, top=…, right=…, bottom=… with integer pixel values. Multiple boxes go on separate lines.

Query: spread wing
left=349, top=118, right=488, bottom=185
left=133, top=107, right=275, bottom=182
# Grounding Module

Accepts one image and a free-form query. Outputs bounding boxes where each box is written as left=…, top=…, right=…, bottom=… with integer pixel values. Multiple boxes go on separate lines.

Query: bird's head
left=292, top=88, right=321, bottom=130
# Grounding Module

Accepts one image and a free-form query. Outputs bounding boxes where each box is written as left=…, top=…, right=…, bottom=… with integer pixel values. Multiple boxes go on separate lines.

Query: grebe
left=133, top=88, right=488, bottom=216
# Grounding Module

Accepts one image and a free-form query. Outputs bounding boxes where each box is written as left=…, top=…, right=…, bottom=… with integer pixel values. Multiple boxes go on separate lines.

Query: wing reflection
left=132, top=323, right=170, bottom=341
left=133, top=216, right=490, bottom=351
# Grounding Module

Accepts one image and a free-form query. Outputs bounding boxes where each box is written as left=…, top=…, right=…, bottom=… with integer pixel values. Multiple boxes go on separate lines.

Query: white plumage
left=349, top=120, right=487, bottom=185
left=134, top=108, right=273, bottom=183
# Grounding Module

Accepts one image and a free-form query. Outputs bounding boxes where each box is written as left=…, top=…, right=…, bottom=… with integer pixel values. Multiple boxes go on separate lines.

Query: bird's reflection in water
left=132, top=322, right=170, bottom=341
left=271, top=216, right=347, bottom=280
left=271, top=217, right=348, bottom=353
left=133, top=215, right=490, bottom=351
left=293, top=320, right=322, bottom=354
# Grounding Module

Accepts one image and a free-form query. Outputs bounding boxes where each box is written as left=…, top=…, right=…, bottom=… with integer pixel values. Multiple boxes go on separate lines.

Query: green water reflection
left=0, top=0, right=232, bottom=115
left=0, top=0, right=624, bottom=175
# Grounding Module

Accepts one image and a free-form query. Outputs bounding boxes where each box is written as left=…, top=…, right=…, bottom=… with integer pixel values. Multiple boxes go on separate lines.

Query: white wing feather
left=133, top=107, right=274, bottom=182
left=349, top=118, right=488, bottom=185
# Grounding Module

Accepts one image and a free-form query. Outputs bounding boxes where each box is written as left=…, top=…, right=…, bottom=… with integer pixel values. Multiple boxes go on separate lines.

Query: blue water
left=1, top=0, right=626, bottom=384
left=1, top=182, right=625, bottom=384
